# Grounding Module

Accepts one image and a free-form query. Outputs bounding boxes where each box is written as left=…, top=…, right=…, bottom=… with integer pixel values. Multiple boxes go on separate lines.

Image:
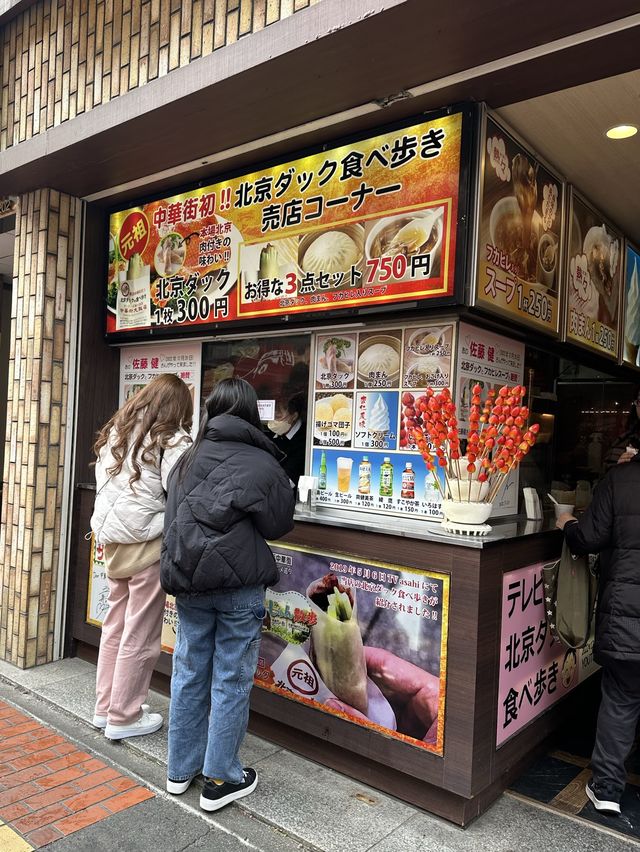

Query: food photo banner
left=454, top=323, right=525, bottom=516
left=107, top=112, right=465, bottom=335
left=564, top=189, right=623, bottom=359
left=474, top=114, right=564, bottom=336
left=257, top=544, right=449, bottom=756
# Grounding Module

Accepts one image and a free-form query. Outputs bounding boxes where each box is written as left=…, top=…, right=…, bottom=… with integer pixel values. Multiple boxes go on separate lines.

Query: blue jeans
left=168, top=585, right=265, bottom=784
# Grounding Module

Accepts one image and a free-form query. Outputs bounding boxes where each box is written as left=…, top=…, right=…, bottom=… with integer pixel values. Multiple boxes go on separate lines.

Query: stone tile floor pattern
left=0, top=700, right=155, bottom=848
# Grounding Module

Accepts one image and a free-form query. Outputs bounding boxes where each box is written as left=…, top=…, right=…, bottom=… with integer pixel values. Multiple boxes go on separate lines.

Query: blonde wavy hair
left=93, top=373, right=193, bottom=486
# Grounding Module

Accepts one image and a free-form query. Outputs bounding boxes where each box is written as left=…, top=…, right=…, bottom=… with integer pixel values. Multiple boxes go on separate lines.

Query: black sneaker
left=585, top=779, right=621, bottom=815
left=200, top=768, right=258, bottom=812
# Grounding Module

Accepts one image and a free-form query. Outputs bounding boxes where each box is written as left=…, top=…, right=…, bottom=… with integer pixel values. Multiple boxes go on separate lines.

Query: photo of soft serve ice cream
left=368, top=394, right=390, bottom=438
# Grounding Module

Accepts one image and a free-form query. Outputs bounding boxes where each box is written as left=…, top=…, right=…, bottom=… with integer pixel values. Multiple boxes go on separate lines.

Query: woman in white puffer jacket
left=90, top=374, right=192, bottom=741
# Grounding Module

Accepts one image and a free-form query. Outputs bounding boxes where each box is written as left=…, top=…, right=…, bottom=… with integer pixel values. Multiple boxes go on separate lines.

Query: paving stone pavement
left=0, top=658, right=636, bottom=852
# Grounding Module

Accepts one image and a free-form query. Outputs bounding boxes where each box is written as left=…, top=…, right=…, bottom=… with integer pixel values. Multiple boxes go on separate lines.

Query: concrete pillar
left=0, top=189, right=80, bottom=667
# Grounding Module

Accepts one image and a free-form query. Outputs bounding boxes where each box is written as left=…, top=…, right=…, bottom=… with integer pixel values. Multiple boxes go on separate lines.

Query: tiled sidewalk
left=0, top=700, right=154, bottom=848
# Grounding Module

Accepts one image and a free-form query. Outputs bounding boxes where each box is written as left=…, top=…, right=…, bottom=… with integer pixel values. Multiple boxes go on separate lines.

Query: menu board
left=455, top=323, right=525, bottom=516
left=565, top=189, right=622, bottom=359
left=310, top=323, right=455, bottom=520
left=474, top=115, right=564, bottom=336
left=119, top=342, right=201, bottom=436
left=258, top=544, right=449, bottom=755
left=497, top=561, right=597, bottom=747
left=106, top=112, right=465, bottom=335
left=622, top=242, right=640, bottom=367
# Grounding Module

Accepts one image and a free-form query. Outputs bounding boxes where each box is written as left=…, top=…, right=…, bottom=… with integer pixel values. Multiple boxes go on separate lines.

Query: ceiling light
left=606, top=124, right=638, bottom=140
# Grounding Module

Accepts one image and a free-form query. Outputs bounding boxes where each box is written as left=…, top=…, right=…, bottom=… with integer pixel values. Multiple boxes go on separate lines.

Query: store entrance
left=507, top=672, right=640, bottom=838
left=0, top=224, right=14, bottom=521
left=498, top=65, right=640, bottom=840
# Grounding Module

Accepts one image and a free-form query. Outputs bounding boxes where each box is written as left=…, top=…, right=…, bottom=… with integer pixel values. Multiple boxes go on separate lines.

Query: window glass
left=201, top=334, right=311, bottom=483
left=519, top=345, right=636, bottom=508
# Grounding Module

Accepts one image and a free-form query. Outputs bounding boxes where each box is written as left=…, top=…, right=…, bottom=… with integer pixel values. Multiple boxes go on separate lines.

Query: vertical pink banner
left=496, top=562, right=594, bottom=747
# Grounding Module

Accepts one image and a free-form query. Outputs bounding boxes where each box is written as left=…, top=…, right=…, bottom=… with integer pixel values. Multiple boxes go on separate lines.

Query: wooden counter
left=70, top=487, right=582, bottom=825
left=247, top=519, right=572, bottom=825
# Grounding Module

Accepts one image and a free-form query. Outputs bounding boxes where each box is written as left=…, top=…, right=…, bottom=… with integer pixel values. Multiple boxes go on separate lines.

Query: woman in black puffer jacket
left=161, top=378, right=295, bottom=813
left=557, top=453, right=640, bottom=817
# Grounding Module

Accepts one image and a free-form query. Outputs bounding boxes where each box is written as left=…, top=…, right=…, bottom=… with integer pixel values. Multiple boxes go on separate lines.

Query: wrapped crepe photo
left=306, top=573, right=369, bottom=715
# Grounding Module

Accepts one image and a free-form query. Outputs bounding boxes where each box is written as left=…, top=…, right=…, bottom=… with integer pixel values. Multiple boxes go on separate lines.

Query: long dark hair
left=93, top=374, right=193, bottom=486
left=176, top=378, right=261, bottom=479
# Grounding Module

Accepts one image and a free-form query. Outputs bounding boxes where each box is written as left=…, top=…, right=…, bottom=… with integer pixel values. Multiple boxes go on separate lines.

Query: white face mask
left=268, top=419, right=291, bottom=436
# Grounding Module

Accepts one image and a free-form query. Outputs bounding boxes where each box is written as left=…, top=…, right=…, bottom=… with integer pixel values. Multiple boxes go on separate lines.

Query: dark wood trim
left=65, top=201, right=119, bottom=656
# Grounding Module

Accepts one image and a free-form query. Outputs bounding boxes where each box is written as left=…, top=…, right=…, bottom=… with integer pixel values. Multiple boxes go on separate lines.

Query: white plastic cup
left=336, top=457, right=353, bottom=493
left=554, top=503, right=575, bottom=519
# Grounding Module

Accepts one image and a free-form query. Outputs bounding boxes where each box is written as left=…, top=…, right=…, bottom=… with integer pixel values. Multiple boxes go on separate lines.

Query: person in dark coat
left=161, top=378, right=295, bottom=812
left=557, top=453, right=640, bottom=816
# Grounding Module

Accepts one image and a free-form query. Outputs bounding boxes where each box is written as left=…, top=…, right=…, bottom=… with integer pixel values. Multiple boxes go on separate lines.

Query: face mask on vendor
left=268, top=417, right=294, bottom=436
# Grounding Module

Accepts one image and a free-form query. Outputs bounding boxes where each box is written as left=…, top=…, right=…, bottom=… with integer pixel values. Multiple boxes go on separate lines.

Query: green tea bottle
left=318, top=451, right=327, bottom=490
left=380, top=457, right=393, bottom=497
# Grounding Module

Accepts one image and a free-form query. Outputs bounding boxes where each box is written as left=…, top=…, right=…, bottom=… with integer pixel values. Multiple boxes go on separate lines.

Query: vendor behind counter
left=268, top=383, right=308, bottom=486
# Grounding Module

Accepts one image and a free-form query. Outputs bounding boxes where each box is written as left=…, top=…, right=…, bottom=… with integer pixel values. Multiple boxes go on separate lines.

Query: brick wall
left=0, top=189, right=79, bottom=666
left=0, top=0, right=322, bottom=150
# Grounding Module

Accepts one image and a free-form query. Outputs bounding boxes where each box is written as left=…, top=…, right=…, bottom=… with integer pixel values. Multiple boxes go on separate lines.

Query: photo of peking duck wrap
left=259, top=545, right=448, bottom=753
left=307, top=573, right=369, bottom=714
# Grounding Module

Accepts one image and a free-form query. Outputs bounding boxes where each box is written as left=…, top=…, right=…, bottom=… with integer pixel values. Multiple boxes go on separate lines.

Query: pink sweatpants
left=95, top=560, right=166, bottom=725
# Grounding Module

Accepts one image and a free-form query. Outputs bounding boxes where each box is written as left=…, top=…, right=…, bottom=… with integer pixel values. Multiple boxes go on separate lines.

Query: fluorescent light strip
left=85, top=13, right=640, bottom=203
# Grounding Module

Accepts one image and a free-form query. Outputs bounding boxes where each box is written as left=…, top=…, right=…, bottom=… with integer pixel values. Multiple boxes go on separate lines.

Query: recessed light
left=606, top=124, right=638, bottom=140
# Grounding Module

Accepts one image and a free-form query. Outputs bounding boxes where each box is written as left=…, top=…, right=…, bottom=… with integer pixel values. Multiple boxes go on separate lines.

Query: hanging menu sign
left=564, top=189, right=622, bottom=359
left=106, top=112, right=464, bottom=335
left=310, top=323, right=455, bottom=520
left=622, top=242, right=640, bottom=368
left=474, top=115, right=564, bottom=336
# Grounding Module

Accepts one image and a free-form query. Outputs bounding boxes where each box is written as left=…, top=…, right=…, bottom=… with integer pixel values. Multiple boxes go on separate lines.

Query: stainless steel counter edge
left=78, top=483, right=561, bottom=549
left=294, top=506, right=563, bottom=548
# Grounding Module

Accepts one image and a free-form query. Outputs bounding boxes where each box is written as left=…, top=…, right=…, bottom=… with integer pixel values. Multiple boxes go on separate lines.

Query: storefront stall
left=66, top=102, right=640, bottom=825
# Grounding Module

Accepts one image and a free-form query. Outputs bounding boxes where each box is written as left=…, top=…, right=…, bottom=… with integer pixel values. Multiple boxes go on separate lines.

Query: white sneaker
left=166, top=775, right=198, bottom=795
left=92, top=703, right=150, bottom=729
left=105, top=710, right=163, bottom=740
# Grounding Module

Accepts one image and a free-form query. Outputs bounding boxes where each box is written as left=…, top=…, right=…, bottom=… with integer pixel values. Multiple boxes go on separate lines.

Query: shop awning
left=0, top=0, right=638, bottom=206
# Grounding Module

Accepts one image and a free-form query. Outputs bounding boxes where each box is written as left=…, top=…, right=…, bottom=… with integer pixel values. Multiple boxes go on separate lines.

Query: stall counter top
left=79, top=480, right=561, bottom=550
left=294, top=506, right=562, bottom=548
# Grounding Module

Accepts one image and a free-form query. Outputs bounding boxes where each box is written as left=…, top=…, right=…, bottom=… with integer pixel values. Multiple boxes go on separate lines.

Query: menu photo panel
left=310, top=322, right=456, bottom=521
left=621, top=241, right=640, bottom=368
left=473, top=113, right=565, bottom=337
left=564, top=188, right=623, bottom=360
left=454, top=323, right=525, bottom=516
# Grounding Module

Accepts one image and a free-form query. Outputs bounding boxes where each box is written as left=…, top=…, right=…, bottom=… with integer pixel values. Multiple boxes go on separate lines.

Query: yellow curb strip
left=0, top=824, right=33, bottom=851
